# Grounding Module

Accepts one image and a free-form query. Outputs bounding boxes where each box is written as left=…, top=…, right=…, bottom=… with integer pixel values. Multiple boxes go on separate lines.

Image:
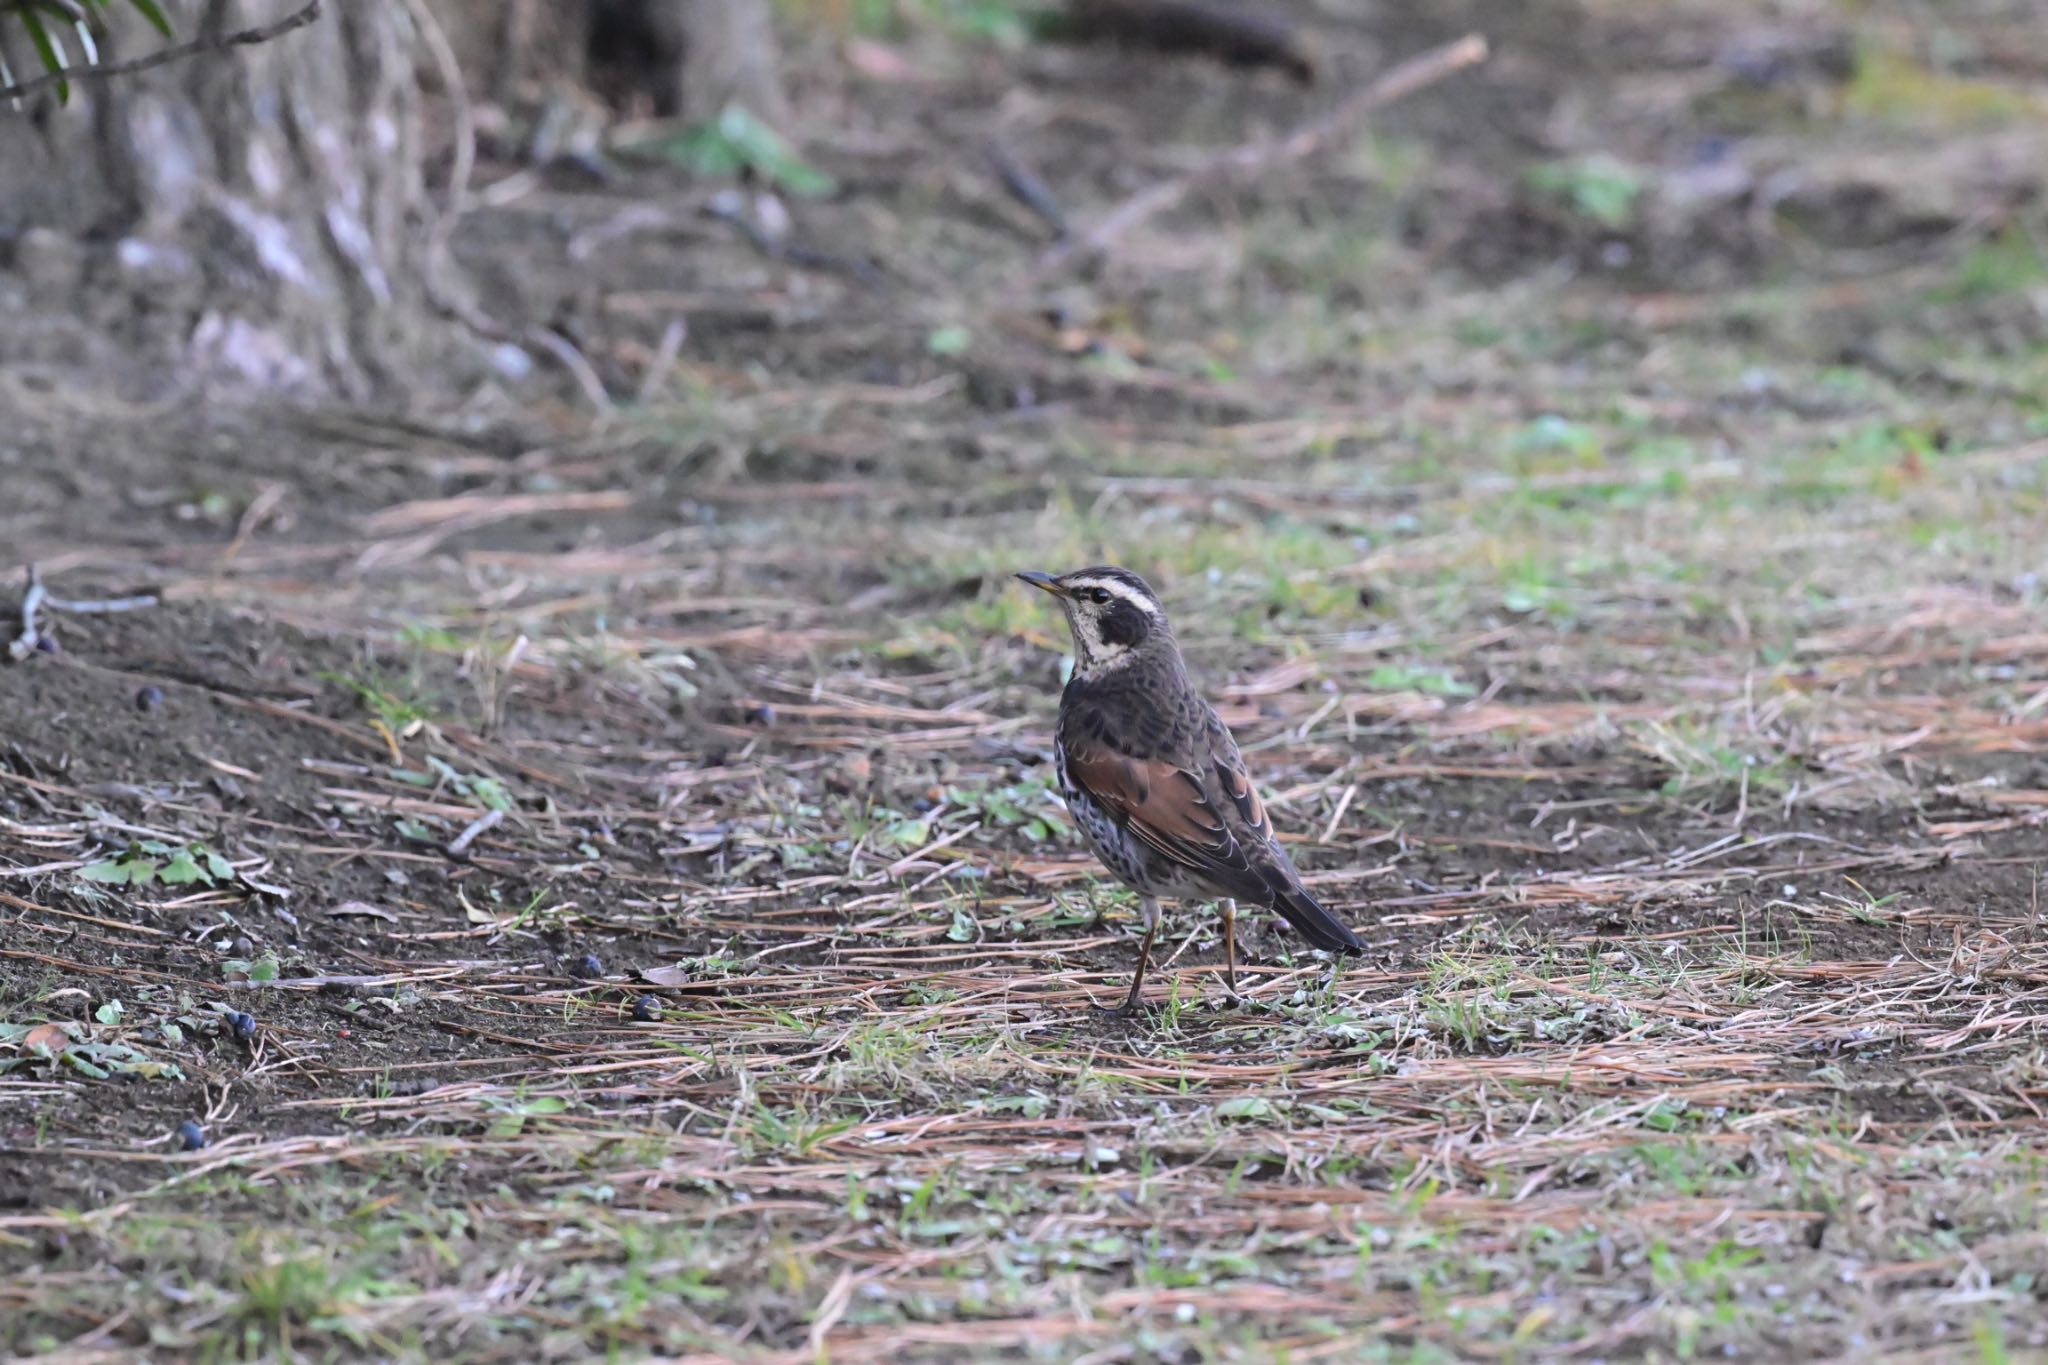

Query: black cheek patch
left=1098, top=600, right=1151, bottom=648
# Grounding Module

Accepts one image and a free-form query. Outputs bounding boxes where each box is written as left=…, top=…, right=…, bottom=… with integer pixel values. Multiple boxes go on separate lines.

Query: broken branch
left=0, top=0, right=323, bottom=106
left=445, top=806, right=506, bottom=859
left=8, top=567, right=47, bottom=663
left=8, top=565, right=160, bottom=662
left=989, top=140, right=1070, bottom=241
left=1032, top=32, right=1489, bottom=281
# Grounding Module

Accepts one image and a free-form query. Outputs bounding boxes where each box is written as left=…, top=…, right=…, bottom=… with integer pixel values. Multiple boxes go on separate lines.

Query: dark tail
left=1260, top=868, right=1363, bottom=956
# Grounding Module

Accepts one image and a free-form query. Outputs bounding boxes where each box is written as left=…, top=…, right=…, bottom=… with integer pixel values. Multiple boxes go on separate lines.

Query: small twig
left=568, top=204, right=686, bottom=263
left=9, top=567, right=50, bottom=662
left=9, top=565, right=160, bottom=661
left=805, top=1268, right=857, bottom=1355
left=0, top=0, right=323, bottom=106
left=1319, top=783, right=1358, bottom=846
left=45, top=591, right=160, bottom=613
left=524, top=327, right=614, bottom=413
left=223, top=973, right=446, bottom=991
left=635, top=317, right=689, bottom=406
left=220, top=480, right=288, bottom=565
left=704, top=195, right=885, bottom=289
left=446, top=807, right=506, bottom=859
left=988, top=140, right=1069, bottom=240
left=1031, top=32, right=1488, bottom=281
left=876, top=820, right=982, bottom=882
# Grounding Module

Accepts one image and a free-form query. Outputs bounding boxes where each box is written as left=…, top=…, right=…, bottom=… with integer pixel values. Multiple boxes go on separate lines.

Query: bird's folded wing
left=1206, top=715, right=1271, bottom=840
left=1064, top=739, right=1263, bottom=891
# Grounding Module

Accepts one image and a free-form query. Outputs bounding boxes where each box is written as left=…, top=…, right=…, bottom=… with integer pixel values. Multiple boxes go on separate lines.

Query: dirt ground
left=5, top=0, right=2048, bottom=1359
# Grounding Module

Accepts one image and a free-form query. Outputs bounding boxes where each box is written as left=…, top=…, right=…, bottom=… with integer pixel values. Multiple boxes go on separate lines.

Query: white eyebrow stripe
left=1064, top=578, right=1162, bottom=616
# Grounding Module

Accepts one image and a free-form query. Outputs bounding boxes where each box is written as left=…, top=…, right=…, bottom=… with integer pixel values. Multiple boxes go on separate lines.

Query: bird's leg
left=1097, top=896, right=1159, bottom=1017
left=1221, top=898, right=1242, bottom=1002
left=1120, top=897, right=1160, bottom=1013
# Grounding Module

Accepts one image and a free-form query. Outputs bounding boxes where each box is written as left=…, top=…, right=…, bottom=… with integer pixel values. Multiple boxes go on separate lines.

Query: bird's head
left=1015, top=565, right=1172, bottom=675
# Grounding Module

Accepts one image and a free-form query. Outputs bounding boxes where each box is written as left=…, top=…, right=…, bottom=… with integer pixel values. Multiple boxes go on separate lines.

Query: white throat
left=1068, top=611, right=1136, bottom=675
left=1050, top=573, right=1165, bottom=679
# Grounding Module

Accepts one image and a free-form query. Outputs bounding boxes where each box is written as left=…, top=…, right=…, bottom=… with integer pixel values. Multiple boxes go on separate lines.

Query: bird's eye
left=1086, top=588, right=1111, bottom=605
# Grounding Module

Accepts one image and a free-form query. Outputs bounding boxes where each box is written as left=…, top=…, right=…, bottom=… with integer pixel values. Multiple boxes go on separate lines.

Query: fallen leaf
left=158, top=849, right=208, bottom=885
left=1215, top=1096, right=1278, bottom=1120
left=23, top=1023, right=71, bottom=1053
left=842, top=38, right=928, bottom=84
left=330, top=900, right=399, bottom=922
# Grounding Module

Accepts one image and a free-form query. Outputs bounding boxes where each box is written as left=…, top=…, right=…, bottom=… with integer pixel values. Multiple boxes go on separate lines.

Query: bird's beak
left=1015, top=570, right=1067, bottom=597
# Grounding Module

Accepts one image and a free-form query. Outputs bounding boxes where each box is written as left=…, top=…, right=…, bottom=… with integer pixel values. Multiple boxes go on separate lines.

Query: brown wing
left=1064, top=712, right=1286, bottom=912
left=1063, top=735, right=1267, bottom=900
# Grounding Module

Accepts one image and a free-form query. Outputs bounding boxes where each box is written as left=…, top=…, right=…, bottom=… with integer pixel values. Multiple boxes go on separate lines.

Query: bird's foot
left=1216, top=967, right=1255, bottom=1011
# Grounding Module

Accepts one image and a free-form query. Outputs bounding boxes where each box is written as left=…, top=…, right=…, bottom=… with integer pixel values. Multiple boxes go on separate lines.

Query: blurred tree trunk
left=674, top=0, right=786, bottom=125
left=0, top=0, right=787, bottom=401
left=0, top=0, right=434, bottom=399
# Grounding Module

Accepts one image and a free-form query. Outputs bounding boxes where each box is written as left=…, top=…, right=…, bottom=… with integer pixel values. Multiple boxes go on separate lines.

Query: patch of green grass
left=1505, top=414, right=1606, bottom=471
left=77, top=838, right=236, bottom=889
left=1845, top=43, right=2040, bottom=128
left=1496, top=552, right=1572, bottom=619
left=1948, top=224, right=2048, bottom=299
left=1525, top=156, right=1644, bottom=229
left=742, top=1100, right=861, bottom=1157
left=1632, top=714, right=1798, bottom=803
left=625, top=104, right=837, bottom=196
left=1365, top=663, right=1473, bottom=697
left=227, top=1245, right=415, bottom=1356
left=954, top=776, right=1070, bottom=842
left=322, top=665, right=437, bottom=734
